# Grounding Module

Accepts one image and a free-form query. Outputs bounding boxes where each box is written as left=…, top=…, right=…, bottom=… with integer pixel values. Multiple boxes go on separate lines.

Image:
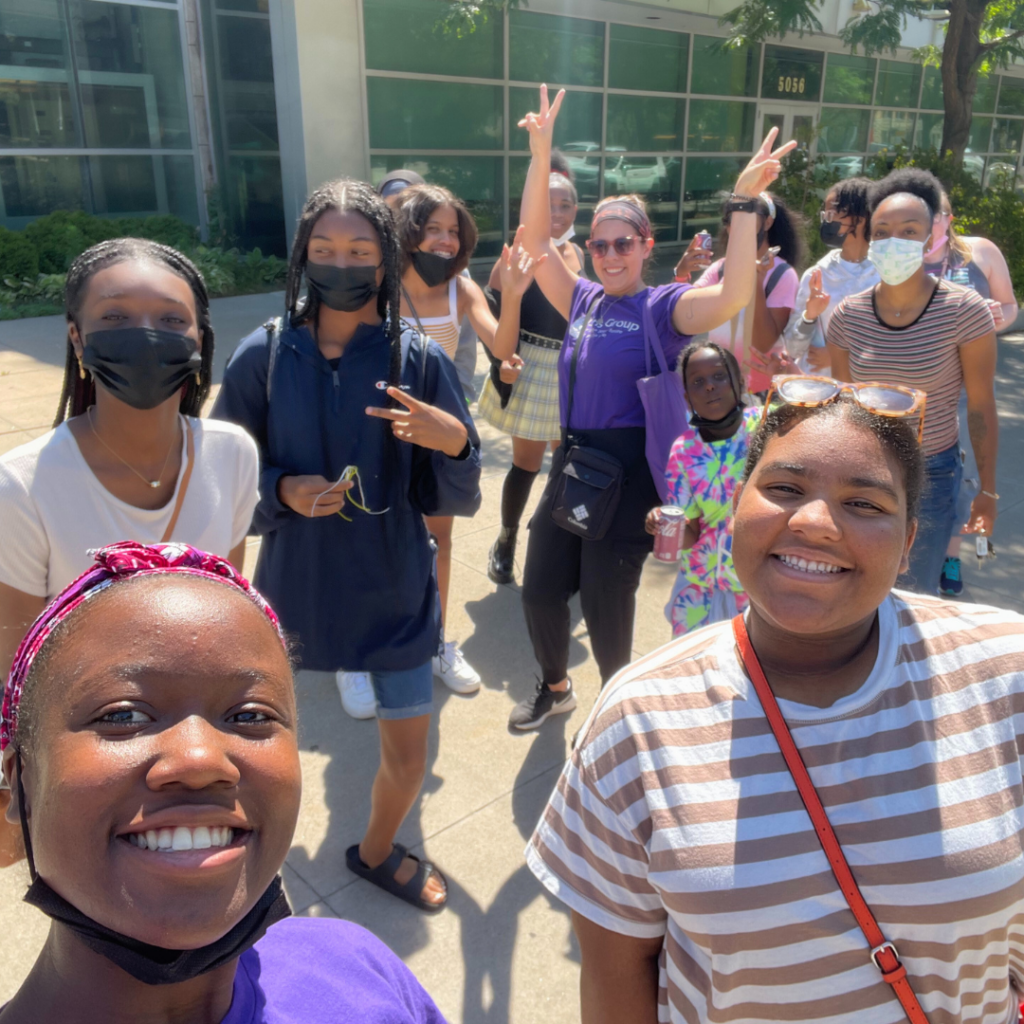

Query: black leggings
left=522, top=478, right=651, bottom=687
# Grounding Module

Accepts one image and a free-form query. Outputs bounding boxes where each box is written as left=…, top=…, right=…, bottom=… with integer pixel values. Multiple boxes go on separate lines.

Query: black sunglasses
left=586, top=236, right=637, bottom=258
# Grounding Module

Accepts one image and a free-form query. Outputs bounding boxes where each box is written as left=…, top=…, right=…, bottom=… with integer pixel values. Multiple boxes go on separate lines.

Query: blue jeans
left=899, top=443, right=962, bottom=594
left=369, top=662, right=434, bottom=720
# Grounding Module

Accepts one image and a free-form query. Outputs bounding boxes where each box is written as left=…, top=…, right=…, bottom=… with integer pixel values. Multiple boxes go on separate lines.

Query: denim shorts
left=370, top=662, right=434, bottom=720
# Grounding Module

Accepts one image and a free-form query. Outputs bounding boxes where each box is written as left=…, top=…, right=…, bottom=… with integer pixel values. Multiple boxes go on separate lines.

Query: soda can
left=653, top=506, right=686, bottom=563
left=696, top=230, right=713, bottom=251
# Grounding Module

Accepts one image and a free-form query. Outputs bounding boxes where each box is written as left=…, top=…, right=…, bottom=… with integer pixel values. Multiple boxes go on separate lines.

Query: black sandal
left=345, top=843, right=448, bottom=913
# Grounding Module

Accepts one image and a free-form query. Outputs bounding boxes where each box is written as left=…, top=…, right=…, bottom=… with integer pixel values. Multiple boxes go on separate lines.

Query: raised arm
left=518, top=85, right=578, bottom=319
left=485, top=228, right=547, bottom=361
left=671, top=129, right=796, bottom=337
left=459, top=275, right=499, bottom=350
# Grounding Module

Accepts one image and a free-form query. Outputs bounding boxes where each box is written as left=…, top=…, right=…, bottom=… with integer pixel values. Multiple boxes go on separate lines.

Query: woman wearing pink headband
left=504, top=84, right=796, bottom=732
left=0, top=542, right=446, bottom=1023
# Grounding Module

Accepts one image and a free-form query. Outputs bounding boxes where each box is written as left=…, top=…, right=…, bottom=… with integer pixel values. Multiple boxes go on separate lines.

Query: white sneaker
left=335, top=671, right=376, bottom=719
left=432, top=641, right=481, bottom=694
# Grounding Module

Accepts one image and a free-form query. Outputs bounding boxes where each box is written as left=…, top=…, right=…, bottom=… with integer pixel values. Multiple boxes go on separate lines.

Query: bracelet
left=800, top=312, right=818, bottom=324
left=724, top=197, right=759, bottom=215
left=981, top=490, right=1000, bottom=500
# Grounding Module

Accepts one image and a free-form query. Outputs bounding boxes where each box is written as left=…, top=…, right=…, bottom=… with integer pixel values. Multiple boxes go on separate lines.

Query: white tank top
left=410, top=277, right=460, bottom=358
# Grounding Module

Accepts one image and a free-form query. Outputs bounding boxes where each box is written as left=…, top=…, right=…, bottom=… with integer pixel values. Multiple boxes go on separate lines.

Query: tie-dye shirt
left=664, top=408, right=759, bottom=594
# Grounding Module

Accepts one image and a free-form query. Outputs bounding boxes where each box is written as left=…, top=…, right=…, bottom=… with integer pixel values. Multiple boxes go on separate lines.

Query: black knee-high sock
left=501, top=465, right=538, bottom=529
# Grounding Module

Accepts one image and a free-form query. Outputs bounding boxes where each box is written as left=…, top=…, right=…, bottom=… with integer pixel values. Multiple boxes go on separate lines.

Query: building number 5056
left=778, top=76, right=806, bottom=94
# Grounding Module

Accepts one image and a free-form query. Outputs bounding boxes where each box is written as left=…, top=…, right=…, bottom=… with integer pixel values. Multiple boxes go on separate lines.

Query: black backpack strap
left=264, top=317, right=282, bottom=403
left=765, top=261, right=789, bottom=300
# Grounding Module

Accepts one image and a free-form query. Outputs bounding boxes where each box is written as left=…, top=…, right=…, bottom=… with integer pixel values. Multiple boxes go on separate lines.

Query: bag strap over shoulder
left=765, top=261, right=789, bottom=300
left=731, top=615, right=930, bottom=1024
left=263, top=317, right=282, bottom=403
left=160, top=418, right=195, bottom=544
left=642, top=295, right=670, bottom=378
left=565, top=293, right=603, bottom=435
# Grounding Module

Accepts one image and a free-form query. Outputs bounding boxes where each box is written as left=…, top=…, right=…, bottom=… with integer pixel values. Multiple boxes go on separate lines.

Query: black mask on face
left=410, top=249, right=457, bottom=288
left=81, top=328, right=201, bottom=411
left=819, top=219, right=847, bottom=249
left=689, top=402, right=744, bottom=435
left=14, top=756, right=290, bottom=987
left=306, top=261, right=381, bottom=312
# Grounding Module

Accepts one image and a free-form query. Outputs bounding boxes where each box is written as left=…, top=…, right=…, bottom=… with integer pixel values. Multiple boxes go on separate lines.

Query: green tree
left=717, top=0, right=1024, bottom=166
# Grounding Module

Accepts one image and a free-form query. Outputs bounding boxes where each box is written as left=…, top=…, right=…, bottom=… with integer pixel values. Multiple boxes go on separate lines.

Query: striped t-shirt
left=827, top=281, right=994, bottom=455
left=527, top=593, right=1024, bottom=1024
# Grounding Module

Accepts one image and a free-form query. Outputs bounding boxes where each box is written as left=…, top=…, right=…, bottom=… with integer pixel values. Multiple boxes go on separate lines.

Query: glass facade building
left=363, top=0, right=1024, bottom=257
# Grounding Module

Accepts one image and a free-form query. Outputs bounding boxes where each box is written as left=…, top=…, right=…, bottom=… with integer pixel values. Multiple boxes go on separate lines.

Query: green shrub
left=0, top=210, right=284, bottom=317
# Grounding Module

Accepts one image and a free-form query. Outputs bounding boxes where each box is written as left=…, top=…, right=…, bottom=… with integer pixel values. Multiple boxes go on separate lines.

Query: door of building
left=756, top=103, right=817, bottom=158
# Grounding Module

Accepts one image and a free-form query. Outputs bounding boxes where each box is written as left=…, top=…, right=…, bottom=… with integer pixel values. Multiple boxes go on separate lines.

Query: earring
left=194, top=372, right=201, bottom=386
left=77, top=355, right=86, bottom=380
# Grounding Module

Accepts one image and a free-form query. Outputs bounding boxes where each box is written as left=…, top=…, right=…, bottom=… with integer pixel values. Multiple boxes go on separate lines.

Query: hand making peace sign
left=733, top=127, right=798, bottom=198
left=366, top=388, right=469, bottom=457
left=518, top=84, right=565, bottom=156
left=498, top=226, right=547, bottom=298
left=805, top=268, right=831, bottom=320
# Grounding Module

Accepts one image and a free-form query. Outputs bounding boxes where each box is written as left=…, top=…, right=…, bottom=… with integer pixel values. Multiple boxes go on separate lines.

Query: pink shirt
left=694, top=258, right=799, bottom=392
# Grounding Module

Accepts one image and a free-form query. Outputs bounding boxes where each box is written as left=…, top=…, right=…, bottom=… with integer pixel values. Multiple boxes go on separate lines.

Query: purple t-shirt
left=222, top=918, right=447, bottom=1023
left=559, top=279, right=691, bottom=431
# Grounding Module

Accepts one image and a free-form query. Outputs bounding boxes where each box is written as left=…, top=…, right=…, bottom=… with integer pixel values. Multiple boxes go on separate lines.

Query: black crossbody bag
left=550, top=297, right=625, bottom=541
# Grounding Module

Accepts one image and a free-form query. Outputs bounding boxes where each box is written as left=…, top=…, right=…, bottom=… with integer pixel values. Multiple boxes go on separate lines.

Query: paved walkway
left=1, top=296, right=1022, bottom=1023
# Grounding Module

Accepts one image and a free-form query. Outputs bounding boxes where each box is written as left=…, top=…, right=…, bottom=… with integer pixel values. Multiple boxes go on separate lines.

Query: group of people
left=0, top=81, right=1022, bottom=1023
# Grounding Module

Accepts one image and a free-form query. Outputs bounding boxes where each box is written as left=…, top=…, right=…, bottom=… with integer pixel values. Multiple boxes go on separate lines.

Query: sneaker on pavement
left=432, top=641, right=481, bottom=694
left=939, top=556, right=964, bottom=596
left=508, top=678, right=576, bottom=731
left=336, top=671, right=376, bottom=719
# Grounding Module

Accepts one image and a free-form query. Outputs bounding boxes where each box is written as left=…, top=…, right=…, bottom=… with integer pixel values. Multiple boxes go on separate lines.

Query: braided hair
left=55, top=239, right=214, bottom=427
left=285, top=179, right=403, bottom=401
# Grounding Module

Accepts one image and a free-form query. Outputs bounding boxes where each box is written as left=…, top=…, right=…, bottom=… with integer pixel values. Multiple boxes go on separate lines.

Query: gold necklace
left=88, top=407, right=179, bottom=489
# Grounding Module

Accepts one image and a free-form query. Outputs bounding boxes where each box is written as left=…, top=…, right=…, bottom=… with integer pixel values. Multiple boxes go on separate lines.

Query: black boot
left=487, top=526, right=518, bottom=585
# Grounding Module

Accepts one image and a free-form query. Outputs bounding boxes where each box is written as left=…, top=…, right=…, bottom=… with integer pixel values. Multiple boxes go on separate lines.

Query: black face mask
left=819, top=219, right=847, bottom=249
left=410, top=249, right=457, bottom=288
left=756, top=228, right=768, bottom=249
left=81, top=328, right=201, bottom=411
left=14, top=756, right=290, bottom=987
left=689, top=402, right=744, bottom=435
left=306, top=261, right=381, bottom=312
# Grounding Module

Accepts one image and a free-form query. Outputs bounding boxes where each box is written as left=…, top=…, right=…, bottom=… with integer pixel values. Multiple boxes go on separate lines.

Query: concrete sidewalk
left=1, top=296, right=1023, bottom=1023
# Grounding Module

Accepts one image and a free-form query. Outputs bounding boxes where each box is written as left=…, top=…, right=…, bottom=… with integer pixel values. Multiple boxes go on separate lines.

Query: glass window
left=216, top=0, right=269, bottom=10
left=0, top=77, right=77, bottom=148
left=225, top=154, right=285, bottom=255
left=914, top=112, right=944, bottom=151
left=606, top=94, right=684, bottom=151
left=608, top=24, right=688, bottom=93
left=761, top=45, right=822, bottom=102
left=370, top=155, right=504, bottom=256
left=984, top=159, right=1023, bottom=191
left=364, top=0, right=502, bottom=79
left=0, top=154, right=84, bottom=220
left=87, top=154, right=197, bottom=220
left=973, top=75, right=997, bottom=113
left=823, top=53, right=875, bottom=105
left=920, top=66, right=943, bottom=110
left=215, top=14, right=278, bottom=150
left=968, top=116, right=992, bottom=153
left=509, top=154, right=598, bottom=240
left=603, top=156, right=680, bottom=239
left=868, top=110, right=914, bottom=153
left=73, top=1, right=192, bottom=150
left=509, top=11, right=603, bottom=88
left=690, top=36, right=757, bottom=97
left=683, top=156, right=743, bottom=230
left=991, top=118, right=1024, bottom=155
left=510, top=87, right=602, bottom=153
left=875, top=60, right=920, bottom=108
left=998, top=77, right=1024, bottom=116
left=817, top=108, right=870, bottom=152
left=367, top=78, right=502, bottom=150
left=687, top=99, right=755, bottom=152
left=162, top=154, right=200, bottom=225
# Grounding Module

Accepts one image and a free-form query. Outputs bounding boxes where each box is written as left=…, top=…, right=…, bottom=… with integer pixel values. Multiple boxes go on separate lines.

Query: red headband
left=1, top=542, right=285, bottom=751
left=591, top=200, right=651, bottom=239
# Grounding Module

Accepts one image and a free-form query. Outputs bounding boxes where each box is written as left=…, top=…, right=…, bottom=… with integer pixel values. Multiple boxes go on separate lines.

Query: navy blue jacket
left=212, top=319, right=481, bottom=672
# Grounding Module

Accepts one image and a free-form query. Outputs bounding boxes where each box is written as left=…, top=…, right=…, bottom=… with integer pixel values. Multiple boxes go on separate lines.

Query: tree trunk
left=940, top=0, right=988, bottom=165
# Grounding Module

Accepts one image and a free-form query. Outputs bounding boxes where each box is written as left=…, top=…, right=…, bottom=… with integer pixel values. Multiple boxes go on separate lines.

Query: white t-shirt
left=0, top=417, right=259, bottom=599
left=528, top=592, right=1024, bottom=1024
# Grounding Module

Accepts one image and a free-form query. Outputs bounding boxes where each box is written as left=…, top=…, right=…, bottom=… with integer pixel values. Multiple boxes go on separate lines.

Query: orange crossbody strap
left=160, top=418, right=195, bottom=545
left=731, top=614, right=930, bottom=1024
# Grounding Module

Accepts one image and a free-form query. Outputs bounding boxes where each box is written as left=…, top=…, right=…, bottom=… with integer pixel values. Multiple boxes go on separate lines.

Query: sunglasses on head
left=585, top=236, right=638, bottom=258
left=761, top=375, right=927, bottom=444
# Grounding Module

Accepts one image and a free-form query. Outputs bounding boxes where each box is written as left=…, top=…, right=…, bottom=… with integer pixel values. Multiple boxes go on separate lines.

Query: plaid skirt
left=477, top=337, right=562, bottom=442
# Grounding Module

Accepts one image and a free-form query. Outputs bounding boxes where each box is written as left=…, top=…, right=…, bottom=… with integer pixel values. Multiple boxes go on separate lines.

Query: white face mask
left=868, top=236, right=927, bottom=286
left=553, top=227, right=575, bottom=247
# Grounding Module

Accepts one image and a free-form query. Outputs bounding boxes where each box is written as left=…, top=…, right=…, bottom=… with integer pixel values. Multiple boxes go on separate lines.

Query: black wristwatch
left=724, top=195, right=759, bottom=215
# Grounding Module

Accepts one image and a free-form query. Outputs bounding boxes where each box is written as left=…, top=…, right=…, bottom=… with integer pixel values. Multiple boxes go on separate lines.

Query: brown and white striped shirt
left=528, top=593, right=1024, bottom=1024
left=826, top=281, right=994, bottom=456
